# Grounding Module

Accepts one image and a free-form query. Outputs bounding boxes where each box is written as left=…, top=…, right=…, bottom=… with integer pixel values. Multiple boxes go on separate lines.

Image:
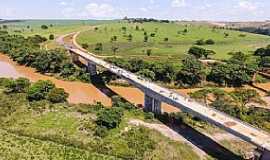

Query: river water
left=0, top=53, right=180, bottom=113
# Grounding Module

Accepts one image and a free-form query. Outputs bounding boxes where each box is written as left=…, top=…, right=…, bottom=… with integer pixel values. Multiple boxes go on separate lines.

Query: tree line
left=0, top=31, right=91, bottom=82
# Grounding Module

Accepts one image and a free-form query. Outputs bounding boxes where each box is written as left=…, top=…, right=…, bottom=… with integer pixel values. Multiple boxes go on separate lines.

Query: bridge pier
left=144, top=94, right=162, bottom=114
left=70, top=52, right=79, bottom=63
left=87, top=61, right=97, bottom=76
left=259, top=149, right=270, bottom=160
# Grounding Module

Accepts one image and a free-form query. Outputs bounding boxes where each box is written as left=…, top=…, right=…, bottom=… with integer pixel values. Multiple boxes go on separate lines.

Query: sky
left=1, top=0, right=270, bottom=21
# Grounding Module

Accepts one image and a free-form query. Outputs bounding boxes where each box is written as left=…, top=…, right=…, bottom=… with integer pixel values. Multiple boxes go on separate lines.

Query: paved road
left=59, top=33, right=270, bottom=152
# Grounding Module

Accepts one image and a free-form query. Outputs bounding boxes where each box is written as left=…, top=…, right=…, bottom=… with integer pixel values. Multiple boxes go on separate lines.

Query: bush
left=82, top=43, right=89, bottom=49
left=41, top=25, right=48, bottom=30
left=195, top=39, right=205, bottom=45
left=144, top=112, right=155, bottom=120
left=27, top=80, right=55, bottom=101
left=5, top=77, right=30, bottom=93
left=47, top=88, right=69, bottom=103
left=205, top=39, right=215, bottom=45
left=96, top=108, right=124, bottom=129
left=49, top=34, right=54, bottom=40
left=94, top=126, right=108, bottom=137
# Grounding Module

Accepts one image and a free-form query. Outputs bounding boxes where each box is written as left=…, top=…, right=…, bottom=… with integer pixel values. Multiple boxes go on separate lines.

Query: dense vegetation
left=0, top=31, right=91, bottom=82
left=190, top=88, right=270, bottom=131
left=0, top=77, right=200, bottom=160
left=107, top=51, right=258, bottom=87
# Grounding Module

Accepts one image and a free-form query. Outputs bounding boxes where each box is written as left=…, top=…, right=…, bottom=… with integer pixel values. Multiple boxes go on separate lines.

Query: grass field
left=77, top=21, right=270, bottom=61
left=1, top=20, right=113, bottom=49
left=0, top=87, right=201, bottom=160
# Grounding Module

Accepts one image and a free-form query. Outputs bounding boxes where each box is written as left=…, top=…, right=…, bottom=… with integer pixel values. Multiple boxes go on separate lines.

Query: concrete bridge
left=59, top=34, right=270, bottom=159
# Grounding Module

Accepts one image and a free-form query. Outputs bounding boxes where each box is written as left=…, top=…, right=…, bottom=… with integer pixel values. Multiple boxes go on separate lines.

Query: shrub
left=5, top=77, right=30, bottom=93
left=82, top=43, right=89, bottom=49
left=144, top=112, right=155, bottom=120
left=41, top=25, right=48, bottom=30
left=205, top=39, right=215, bottom=45
left=195, top=39, right=205, bottom=45
left=49, top=34, right=54, bottom=40
left=146, top=49, right=152, bottom=56
left=96, top=108, right=124, bottom=129
left=94, top=126, right=108, bottom=137
left=27, top=80, right=55, bottom=101
left=47, top=88, right=69, bottom=103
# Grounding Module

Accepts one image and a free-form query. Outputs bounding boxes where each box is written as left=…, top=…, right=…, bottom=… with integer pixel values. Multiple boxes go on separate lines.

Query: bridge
left=58, top=33, right=270, bottom=159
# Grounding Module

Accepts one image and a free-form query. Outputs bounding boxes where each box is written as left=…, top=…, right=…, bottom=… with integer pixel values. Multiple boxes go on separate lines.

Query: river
left=0, top=53, right=181, bottom=113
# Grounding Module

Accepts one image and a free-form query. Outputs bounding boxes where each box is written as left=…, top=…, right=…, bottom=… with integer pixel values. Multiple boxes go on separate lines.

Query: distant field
left=0, top=20, right=113, bottom=49
left=77, top=22, right=270, bottom=61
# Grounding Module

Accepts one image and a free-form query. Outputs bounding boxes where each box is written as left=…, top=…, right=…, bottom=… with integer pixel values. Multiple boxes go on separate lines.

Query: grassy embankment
left=0, top=78, right=201, bottom=160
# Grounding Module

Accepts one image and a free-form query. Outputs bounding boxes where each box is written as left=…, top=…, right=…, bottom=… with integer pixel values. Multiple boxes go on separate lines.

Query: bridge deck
left=69, top=48, right=270, bottom=151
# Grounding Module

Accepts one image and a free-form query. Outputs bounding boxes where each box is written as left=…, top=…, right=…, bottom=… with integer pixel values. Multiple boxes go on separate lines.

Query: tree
left=146, top=49, right=152, bottom=56
left=127, top=34, right=133, bottom=42
left=203, top=49, right=216, bottom=59
left=195, top=39, right=205, bottom=45
left=137, top=69, right=155, bottom=80
left=188, top=46, right=215, bottom=59
left=95, top=43, right=103, bottom=51
left=176, top=56, right=205, bottom=86
left=41, top=25, right=48, bottom=30
left=82, top=43, right=89, bottom=49
left=188, top=46, right=206, bottom=59
left=144, top=35, right=148, bottom=42
left=231, top=89, right=266, bottom=108
left=135, top=25, right=140, bottom=31
left=96, top=108, right=124, bottom=129
left=5, top=78, right=30, bottom=93
left=205, top=39, right=215, bottom=45
left=2, top=25, right=8, bottom=29
left=27, top=80, right=55, bottom=101
left=47, top=88, right=69, bottom=103
left=112, top=46, right=119, bottom=54
left=150, top=33, right=156, bottom=37
left=164, top=37, right=169, bottom=42
left=207, top=52, right=256, bottom=87
left=49, top=34, right=54, bottom=40
left=111, top=36, right=117, bottom=42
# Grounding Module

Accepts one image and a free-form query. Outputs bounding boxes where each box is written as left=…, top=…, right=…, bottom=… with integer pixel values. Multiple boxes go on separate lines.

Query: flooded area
left=0, top=53, right=180, bottom=112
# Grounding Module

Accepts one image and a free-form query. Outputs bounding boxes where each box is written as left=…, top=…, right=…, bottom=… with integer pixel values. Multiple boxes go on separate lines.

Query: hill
left=77, top=21, right=270, bottom=61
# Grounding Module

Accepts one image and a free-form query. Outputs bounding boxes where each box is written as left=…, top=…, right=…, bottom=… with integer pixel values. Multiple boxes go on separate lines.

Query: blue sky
left=1, top=0, right=270, bottom=21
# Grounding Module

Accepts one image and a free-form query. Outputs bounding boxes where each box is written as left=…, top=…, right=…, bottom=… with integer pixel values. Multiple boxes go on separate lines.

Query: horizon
left=1, top=0, right=270, bottom=21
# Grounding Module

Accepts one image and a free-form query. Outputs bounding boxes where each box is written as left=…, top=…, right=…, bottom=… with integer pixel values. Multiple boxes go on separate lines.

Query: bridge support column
left=259, top=150, right=270, bottom=160
left=87, top=61, right=97, bottom=76
left=144, top=94, right=162, bottom=114
left=70, top=52, right=79, bottom=63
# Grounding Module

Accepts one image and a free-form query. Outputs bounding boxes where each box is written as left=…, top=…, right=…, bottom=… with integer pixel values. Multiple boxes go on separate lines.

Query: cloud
left=59, top=1, right=68, bottom=6
left=238, top=0, right=257, bottom=11
left=171, top=0, right=186, bottom=8
left=85, top=3, right=119, bottom=18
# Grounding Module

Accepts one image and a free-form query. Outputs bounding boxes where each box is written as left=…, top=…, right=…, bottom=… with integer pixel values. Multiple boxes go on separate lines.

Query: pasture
left=77, top=21, right=270, bottom=61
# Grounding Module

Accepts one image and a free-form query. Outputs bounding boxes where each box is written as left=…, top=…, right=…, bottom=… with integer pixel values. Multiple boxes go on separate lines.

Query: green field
left=1, top=20, right=113, bottom=49
left=77, top=22, right=270, bottom=61
left=0, top=81, right=201, bottom=160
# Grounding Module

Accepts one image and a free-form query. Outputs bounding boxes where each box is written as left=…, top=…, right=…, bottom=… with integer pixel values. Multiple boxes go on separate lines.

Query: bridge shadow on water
left=90, top=74, right=119, bottom=98
left=158, top=117, right=243, bottom=160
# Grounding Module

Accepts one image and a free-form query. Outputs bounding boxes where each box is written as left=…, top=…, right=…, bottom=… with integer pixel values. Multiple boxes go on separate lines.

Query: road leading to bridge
left=58, top=32, right=270, bottom=158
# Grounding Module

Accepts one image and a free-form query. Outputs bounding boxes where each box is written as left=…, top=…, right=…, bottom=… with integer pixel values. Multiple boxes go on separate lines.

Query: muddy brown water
left=0, top=53, right=181, bottom=113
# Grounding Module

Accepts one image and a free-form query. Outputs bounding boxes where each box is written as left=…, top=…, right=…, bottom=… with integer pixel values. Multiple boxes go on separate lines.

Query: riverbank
left=0, top=53, right=181, bottom=112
